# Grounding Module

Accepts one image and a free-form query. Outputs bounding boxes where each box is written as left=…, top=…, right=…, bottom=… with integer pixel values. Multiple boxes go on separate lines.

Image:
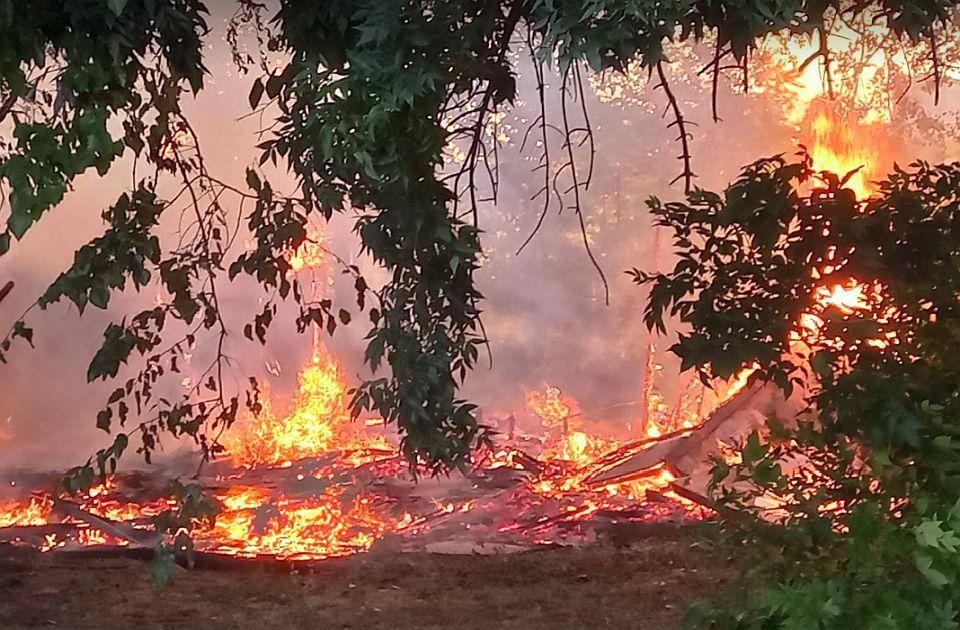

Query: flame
left=756, top=20, right=900, bottom=351
left=0, top=495, right=52, bottom=527
left=193, top=485, right=403, bottom=560
left=642, top=344, right=672, bottom=438
left=225, top=331, right=390, bottom=468
left=524, top=385, right=699, bottom=504
left=805, top=100, right=888, bottom=200
left=287, top=226, right=326, bottom=275
left=525, top=385, right=576, bottom=431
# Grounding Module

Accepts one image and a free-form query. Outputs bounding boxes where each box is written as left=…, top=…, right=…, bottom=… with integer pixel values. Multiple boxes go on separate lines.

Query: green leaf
left=914, top=551, right=950, bottom=587
left=150, top=544, right=177, bottom=589
left=12, top=320, right=33, bottom=347
left=248, top=78, right=264, bottom=109
left=96, top=408, right=112, bottom=432
left=742, top=432, right=765, bottom=466
left=7, top=209, right=32, bottom=240
left=245, top=168, right=261, bottom=193
left=106, top=0, right=128, bottom=15
left=916, top=519, right=946, bottom=549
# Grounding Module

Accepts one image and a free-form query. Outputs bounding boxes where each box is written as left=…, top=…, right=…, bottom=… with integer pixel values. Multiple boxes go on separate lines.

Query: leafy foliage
left=639, top=155, right=960, bottom=627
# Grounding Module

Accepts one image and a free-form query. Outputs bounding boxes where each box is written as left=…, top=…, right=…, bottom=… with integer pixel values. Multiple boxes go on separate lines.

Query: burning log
left=584, top=378, right=808, bottom=492
left=52, top=500, right=161, bottom=548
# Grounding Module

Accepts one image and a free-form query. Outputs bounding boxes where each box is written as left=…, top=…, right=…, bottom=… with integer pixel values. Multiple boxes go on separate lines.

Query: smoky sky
left=0, top=3, right=954, bottom=470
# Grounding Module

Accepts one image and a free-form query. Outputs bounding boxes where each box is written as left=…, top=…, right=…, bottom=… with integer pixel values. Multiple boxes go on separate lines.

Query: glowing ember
left=525, top=385, right=576, bottom=432
left=192, top=485, right=409, bottom=560
left=524, top=385, right=696, bottom=504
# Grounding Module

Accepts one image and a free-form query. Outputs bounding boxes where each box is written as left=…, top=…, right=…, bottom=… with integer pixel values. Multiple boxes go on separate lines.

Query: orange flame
left=0, top=496, right=52, bottom=527
left=193, top=485, right=407, bottom=560
left=287, top=227, right=326, bottom=275
left=225, top=332, right=390, bottom=468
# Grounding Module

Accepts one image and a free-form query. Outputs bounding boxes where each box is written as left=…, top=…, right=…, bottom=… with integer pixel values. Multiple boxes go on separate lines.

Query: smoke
left=1, top=9, right=957, bottom=471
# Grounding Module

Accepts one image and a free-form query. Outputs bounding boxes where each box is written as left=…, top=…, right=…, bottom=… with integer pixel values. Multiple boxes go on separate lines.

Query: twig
left=561, top=66, right=609, bottom=305
left=930, top=30, right=942, bottom=106
left=711, top=38, right=723, bottom=122
left=655, top=62, right=696, bottom=194
left=0, top=281, right=13, bottom=305
left=516, top=44, right=554, bottom=256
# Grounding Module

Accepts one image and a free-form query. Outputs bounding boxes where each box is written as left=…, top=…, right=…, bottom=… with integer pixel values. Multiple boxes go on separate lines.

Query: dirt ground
left=0, top=525, right=730, bottom=629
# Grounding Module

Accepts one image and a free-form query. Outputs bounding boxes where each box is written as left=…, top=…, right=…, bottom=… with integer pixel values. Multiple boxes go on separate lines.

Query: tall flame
left=226, top=329, right=389, bottom=468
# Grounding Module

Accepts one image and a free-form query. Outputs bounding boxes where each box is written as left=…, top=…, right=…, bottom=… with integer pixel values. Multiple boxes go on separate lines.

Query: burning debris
left=0, top=338, right=719, bottom=563
left=0, top=8, right=922, bottom=573
left=0, top=63, right=900, bottom=564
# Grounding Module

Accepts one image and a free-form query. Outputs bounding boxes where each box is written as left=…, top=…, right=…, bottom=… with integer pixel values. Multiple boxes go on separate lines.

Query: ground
left=0, top=525, right=730, bottom=629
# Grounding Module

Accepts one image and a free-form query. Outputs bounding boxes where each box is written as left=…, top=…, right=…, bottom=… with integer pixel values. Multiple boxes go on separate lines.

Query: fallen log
left=584, top=379, right=807, bottom=489
left=52, top=500, right=161, bottom=548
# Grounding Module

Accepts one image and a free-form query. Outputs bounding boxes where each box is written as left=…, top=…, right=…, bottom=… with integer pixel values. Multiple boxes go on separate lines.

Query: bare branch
left=711, top=39, right=723, bottom=123
left=560, top=66, right=609, bottom=305
left=654, top=62, right=696, bottom=194
left=930, top=29, right=942, bottom=106
left=516, top=40, right=554, bottom=256
left=573, top=64, right=596, bottom=191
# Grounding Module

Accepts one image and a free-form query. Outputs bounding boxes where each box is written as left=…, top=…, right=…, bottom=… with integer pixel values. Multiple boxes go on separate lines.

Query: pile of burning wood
left=1, top=336, right=783, bottom=567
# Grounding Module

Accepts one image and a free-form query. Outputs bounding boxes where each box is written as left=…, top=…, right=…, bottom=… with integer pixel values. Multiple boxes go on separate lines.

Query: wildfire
left=754, top=16, right=903, bottom=352
left=525, top=385, right=577, bottom=432
left=193, top=485, right=410, bottom=560
left=804, top=100, right=889, bottom=200
left=5, top=23, right=917, bottom=563
left=524, top=385, right=694, bottom=504
left=225, top=331, right=391, bottom=469
left=0, top=495, right=51, bottom=527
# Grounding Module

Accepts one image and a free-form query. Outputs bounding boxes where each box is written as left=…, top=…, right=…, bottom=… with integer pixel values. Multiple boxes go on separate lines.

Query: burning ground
left=0, top=14, right=906, bottom=564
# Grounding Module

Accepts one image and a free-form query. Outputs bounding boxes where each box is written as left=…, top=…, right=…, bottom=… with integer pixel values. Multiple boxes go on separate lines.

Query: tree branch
left=655, top=62, right=696, bottom=194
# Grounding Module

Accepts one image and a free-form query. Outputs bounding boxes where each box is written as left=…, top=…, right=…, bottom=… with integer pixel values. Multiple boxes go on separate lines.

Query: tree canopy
left=640, top=152, right=960, bottom=628
left=1, top=0, right=959, bottom=523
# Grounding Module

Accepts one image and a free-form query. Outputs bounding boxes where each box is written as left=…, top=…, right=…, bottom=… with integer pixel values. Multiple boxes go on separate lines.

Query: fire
left=21, top=37, right=922, bottom=558
left=641, top=344, right=671, bottom=438
left=755, top=19, right=902, bottom=352
left=78, top=479, right=171, bottom=523
left=287, top=226, right=326, bottom=275
left=525, top=386, right=696, bottom=504
left=805, top=100, right=887, bottom=200
left=225, top=332, right=391, bottom=468
left=0, top=495, right=51, bottom=527
left=193, top=485, right=405, bottom=560
left=525, top=385, right=576, bottom=431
